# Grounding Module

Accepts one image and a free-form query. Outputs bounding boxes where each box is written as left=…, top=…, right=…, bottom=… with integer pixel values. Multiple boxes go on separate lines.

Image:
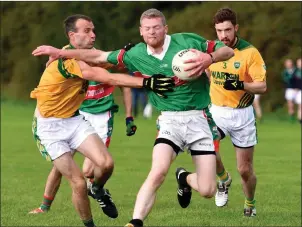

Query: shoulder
left=237, top=38, right=262, bottom=58
left=125, top=42, right=146, bottom=58
left=57, top=58, right=83, bottom=78
left=236, top=38, right=253, bottom=51
left=128, top=42, right=146, bottom=53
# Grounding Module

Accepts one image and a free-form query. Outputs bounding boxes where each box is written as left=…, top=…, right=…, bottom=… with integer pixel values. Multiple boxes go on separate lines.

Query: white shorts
left=210, top=105, right=257, bottom=148
left=285, top=88, right=299, bottom=101
left=32, top=115, right=96, bottom=161
left=254, top=94, right=260, bottom=101
left=79, top=110, right=114, bottom=147
left=155, top=109, right=217, bottom=154
left=295, top=90, right=301, bottom=104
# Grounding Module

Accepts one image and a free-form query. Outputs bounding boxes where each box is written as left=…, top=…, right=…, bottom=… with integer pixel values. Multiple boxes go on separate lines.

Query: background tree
left=1, top=2, right=301, bottom=111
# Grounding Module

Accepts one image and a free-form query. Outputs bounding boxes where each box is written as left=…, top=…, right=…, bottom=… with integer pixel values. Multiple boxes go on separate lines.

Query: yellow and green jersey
left=30, top=56, right=86, bottom=118
left=209, top=38, right=266, bottom=108
left=61, top=44, right=119, bottom=114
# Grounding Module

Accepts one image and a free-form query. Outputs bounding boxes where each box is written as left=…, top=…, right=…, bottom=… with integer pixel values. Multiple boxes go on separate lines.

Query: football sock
left=217, top=169, right=229, bottom=183
left=129, top=219, right=143, bottom=227
left=245, top=198, right=256, bottom=208
left=214, top=140, right=220, bottom=152
left=290, top=114, right=295, bottom=122
left=91, top=180, right=104, bottom=193
left=40, top=195, right=54, bottom=211
left=179, top=171, right=191, bottom=186
left=83, top=218, right=95, bottom=227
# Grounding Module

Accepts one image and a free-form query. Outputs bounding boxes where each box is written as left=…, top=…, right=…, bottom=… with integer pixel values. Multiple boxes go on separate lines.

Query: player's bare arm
left=242, top=81, right=267, bottom=94
left=78, top=60, right=142, bottom=87
left=77, top=61, right=174, bottom=97
left=32, top=45, right=110, bottom=65
left=184, top=46, right=234, bottom=77
left=120, top=86, right=133, bottom=118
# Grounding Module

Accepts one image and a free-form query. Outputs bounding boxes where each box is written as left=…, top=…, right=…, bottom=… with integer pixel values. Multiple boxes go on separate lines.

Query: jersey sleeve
left=179, top=33, right=226, bottom=54
left=201, top=40, right=225, bottom=54
left=58, top=58, right=83, bottom=78
left=248, top=48, right=266, bottom=82
left=178, top=33, right=207, bottom=51
left=107, top=49, right=133, bottom=70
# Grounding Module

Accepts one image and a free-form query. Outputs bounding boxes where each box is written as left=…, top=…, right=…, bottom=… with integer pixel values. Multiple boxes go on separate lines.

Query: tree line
left=1, top=2, right=301, bottom=111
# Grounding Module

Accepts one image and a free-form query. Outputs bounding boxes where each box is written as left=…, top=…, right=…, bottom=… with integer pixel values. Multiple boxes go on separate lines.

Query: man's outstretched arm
left=32, top=45, right=110, bottom=65
left=78, top=61, right=174, bottom=98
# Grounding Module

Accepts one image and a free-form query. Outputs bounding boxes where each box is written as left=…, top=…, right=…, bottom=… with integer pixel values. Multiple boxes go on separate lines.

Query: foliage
left=1, top=2, right=301, bottom=110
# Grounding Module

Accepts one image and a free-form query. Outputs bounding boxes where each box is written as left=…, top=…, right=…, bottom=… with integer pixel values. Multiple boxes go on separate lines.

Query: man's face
left=215, top=21, right=238, bottom=47
left=285, top=59, right=293, bottom=69
left=140, top=17, right=167, bottom=49
left=296, top=58, right=301, bottom=69
left=69, top=19, right=96, bottom=49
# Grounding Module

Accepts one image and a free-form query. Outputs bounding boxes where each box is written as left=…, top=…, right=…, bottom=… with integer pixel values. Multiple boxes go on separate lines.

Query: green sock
left=245, top=198, right=256, bottom=208
left=217, top=169, right=229, bottom=182
left=40, top=195, right=54, bottom=211
left=83, top=218, right=95, bottom=227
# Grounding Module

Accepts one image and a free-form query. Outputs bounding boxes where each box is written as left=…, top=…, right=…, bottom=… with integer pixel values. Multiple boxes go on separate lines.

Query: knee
left=198, top=183, right=216, bottom=198
left=148, top=170, right=167, bottom=187
left=70, top=176, right=87, bottom=196
left=94, top=154, right=114, bottom=173
left=237, top=164, right=254, bottom=181
left=103, top=155, right=114, bottom=173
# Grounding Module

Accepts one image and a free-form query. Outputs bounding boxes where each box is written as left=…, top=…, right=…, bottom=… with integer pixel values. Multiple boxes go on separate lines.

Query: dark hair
left=213, top=8, right=237, bottom=26
left=63, top=14, right=92, bottom=37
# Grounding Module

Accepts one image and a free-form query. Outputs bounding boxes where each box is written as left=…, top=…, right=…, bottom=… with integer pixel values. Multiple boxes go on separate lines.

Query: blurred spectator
left=293, top=58, right=301, bottom=123
left=282, top=58, right=297, bottom=122
left=253, top=94, right=263, bottom=123
left=132, top=88, right=147, bottom=117
left=143, top=102, right=153, bottom=119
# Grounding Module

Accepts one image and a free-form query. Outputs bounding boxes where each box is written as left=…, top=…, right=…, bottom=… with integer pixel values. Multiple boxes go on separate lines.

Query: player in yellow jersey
left=29, top=15, right=137, bottom=219
left=175, top=8, right=266, bottom=217
left=31, top=15, right=174, bottom=227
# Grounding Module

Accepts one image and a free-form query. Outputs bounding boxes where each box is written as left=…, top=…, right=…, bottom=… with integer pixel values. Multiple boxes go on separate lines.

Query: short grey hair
left=140, top=8, right=166, bottom=26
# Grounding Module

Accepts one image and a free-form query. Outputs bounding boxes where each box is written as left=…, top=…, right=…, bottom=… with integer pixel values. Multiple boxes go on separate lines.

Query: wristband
left=209, top=53, right=215, bottom=63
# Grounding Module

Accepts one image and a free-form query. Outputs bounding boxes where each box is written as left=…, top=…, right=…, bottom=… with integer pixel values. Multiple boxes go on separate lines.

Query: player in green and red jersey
left=31, top=8, right=234, bottom=227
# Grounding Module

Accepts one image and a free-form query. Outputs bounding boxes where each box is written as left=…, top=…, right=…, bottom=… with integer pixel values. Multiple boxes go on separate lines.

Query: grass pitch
left=1, top=101, right=301, bottom=226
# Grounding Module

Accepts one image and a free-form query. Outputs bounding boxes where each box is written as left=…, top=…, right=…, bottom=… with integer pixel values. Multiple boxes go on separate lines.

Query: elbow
left=228, top=48, right=235, bottom=58
left=258, top=84, right=267, bottom=94
left=221, top=46, right=234, bottom=60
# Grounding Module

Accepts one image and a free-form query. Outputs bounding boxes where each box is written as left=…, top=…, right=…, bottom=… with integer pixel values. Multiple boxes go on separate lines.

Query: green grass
left=1, top=100, right=301, bottom=226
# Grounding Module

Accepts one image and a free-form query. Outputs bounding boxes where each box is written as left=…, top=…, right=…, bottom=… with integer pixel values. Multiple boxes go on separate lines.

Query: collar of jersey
left=231, top=36, right=240, bottom=49
left=146, top=35, right=171, bottom=60
left=67, top=44, right=75, bottom=49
